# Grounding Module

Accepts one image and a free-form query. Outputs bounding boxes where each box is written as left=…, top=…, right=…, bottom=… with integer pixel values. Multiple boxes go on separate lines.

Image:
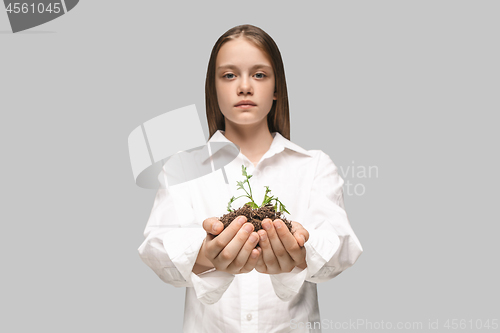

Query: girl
left=139, top=24, right=363, bottom=333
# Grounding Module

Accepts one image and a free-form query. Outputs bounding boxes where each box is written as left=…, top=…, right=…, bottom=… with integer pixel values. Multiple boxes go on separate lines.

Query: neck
left=222, top=121, right=274, bottom=160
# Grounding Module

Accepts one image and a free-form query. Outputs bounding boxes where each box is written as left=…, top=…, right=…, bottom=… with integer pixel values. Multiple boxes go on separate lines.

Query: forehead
left=216, top=38, right=272, bottom=70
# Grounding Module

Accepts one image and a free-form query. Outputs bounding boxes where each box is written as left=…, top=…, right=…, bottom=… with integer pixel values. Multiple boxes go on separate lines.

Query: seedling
left=218, top=165, right=293, bottom=234
left=227, top=165, right=290, bottom=215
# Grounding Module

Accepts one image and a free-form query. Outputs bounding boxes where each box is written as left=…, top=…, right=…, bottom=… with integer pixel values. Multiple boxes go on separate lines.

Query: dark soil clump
left=219, top=203, right=293, bottom=233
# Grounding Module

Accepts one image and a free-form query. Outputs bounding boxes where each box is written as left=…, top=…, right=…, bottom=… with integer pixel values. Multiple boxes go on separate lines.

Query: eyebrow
left=217, top=64, right=273, bottom=71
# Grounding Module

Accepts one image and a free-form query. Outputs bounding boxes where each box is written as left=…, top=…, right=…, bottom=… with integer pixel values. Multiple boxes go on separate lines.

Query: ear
left=273, top=91, right=277, bottom=100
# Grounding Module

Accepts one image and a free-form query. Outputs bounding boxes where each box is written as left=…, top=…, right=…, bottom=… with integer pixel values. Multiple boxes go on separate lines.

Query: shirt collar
left=205, top=130, right=313, bottom=161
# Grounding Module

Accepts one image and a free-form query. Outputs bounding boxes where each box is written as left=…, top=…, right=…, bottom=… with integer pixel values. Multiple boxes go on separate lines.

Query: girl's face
left=215, top=37, right=277, bottom=129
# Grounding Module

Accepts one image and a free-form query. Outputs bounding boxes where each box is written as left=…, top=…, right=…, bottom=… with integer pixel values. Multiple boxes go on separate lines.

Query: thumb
left=203, top=217, right=223, bottom=235
left=291, top=221, right=309, bottom=246
left=294, top=230, right=309, bottom=247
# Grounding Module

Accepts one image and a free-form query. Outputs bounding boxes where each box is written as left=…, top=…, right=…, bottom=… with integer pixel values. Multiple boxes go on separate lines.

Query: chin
left=226, top=115, right=257, bottom=123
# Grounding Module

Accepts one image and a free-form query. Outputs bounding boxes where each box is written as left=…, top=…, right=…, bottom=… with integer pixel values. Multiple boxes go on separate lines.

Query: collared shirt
left=138, top=130, right=363, bottom=333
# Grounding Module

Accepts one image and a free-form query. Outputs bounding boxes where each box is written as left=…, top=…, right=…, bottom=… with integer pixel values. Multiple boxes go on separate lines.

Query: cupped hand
left=255, top=219, right=309, bottom=274
left=200, top=216, right=262, bottom=274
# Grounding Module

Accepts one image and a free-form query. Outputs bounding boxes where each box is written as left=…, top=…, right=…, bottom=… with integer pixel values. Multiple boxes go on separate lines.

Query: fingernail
left=243, top=224, right=253, bottom=233
left=212, top=223, right=219, bottom=233
left=300, top=234, right=306, bottom=244
left=274, top=221, right=281, bottom=229
left=251, top=250, right=258, bottom=259
left=239, top=216, right=247, bottom=225
left=262, top=221, right=271, bottom=231
left=249, top=233, right=258, bottom=242
left=259, top=232, right=267, bottom=241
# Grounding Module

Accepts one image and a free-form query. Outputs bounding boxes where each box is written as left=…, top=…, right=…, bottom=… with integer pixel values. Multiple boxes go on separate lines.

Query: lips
left=235, top=100, right=256, bottom=107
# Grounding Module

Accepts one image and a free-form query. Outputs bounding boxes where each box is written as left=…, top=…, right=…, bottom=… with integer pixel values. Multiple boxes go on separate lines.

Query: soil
left=218, top=203, right=293, bottom=233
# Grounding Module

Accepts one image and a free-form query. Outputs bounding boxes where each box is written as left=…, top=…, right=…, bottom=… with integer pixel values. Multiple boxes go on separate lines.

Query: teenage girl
left=139, top=24, right=363, bottom=333
left=194, top=27, right=310, bottom=276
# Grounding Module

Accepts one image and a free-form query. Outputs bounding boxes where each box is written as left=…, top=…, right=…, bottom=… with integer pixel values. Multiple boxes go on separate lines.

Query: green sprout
left=226, top=165, right=290, bottom=215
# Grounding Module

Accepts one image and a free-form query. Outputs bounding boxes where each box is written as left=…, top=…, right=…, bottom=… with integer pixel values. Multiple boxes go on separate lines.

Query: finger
left=255, top=246, right=267, bottom=273
left=214, top=222, right=253, bottom=268
left=240, top=241, right=261, bottom=273
left=202, top=217, right=223, bottom=235
left=291, top=221, right=309, bottom=246
left=266, top=219, right=295, bottom=272
left=274, top=220, right=306, bottom=264
left=274, top=220, right=301, bottom=250
left=294, top=231, right=307, bottom=247
left=227, top=231, right=259, bottom=272
left=257, top=229, right=281, bottom=274
left=205, top=216, right=247, bottom=258
left=262, top=219, right=292, bottom=259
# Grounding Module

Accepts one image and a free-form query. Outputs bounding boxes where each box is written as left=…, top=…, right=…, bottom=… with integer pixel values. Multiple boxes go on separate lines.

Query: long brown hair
left=205, top=24, right=291, bottom=141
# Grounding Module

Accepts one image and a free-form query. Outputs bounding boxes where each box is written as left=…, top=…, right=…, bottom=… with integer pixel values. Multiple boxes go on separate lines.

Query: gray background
left=1, top=1, right=498, bottom=332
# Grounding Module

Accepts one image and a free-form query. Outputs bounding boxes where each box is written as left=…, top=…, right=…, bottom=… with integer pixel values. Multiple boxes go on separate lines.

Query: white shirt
left=138, top=130, right=363, bottom=333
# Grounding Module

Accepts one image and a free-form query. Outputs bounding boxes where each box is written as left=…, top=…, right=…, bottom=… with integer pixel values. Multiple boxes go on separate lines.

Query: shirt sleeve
left=270, top=151, right=363, bottom=301
left=137, top=166, right=235, bottom=305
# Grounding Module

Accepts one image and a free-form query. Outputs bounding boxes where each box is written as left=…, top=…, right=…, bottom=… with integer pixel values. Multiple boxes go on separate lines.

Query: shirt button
left=246, top=313, right=252, bottom=321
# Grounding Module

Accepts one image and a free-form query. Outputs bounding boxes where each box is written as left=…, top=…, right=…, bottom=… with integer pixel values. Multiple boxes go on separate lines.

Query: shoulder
left=289, top=145, right=336, bottom=164
left=301, top=149, right=341, bottom=176
left=279, top=135, right=339, bottom=169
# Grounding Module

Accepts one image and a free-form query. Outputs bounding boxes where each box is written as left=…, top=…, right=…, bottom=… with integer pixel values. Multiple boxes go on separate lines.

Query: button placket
left=240, top=271, right=259, bottom=332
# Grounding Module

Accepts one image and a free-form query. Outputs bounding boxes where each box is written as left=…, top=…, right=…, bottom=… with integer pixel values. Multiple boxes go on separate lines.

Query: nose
left=237, top=76, right=253, bottom=96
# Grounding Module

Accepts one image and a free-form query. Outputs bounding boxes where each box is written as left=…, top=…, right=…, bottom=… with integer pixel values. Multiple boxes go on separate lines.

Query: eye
left=223, top=73, right=235, bottom=79
left=255, top=73, right=267, bottom=79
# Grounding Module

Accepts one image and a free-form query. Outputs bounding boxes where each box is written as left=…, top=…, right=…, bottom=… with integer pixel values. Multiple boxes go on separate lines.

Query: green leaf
left=262, top=197, right=273, bottom=206
left=246, top=201, right=258, bottom=209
